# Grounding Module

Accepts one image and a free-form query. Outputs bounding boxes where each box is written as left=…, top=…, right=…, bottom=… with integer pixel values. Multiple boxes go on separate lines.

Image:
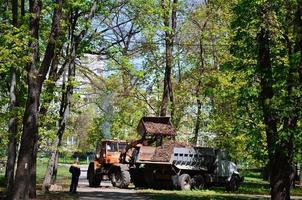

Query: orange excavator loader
left=87, top=140, right=130, bottom=188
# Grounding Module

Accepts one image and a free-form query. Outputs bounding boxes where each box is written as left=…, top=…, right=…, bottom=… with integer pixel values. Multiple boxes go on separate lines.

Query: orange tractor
left=87, top=140, right=130, bottom=188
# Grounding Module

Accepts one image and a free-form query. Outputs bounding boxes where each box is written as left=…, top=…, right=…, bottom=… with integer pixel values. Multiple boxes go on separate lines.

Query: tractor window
left=106, top=143, right=118, bottom=152
left=118, top=143, right=126, bottom=152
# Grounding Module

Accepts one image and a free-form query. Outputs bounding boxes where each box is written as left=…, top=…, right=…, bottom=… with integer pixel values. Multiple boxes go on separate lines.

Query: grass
left=141, top=189, right=265, bottom=200
left=36, top=162, right=72, bottom=189
left=0, top=163, right=78, bottom=200
left=139, top=171, right=302, bottom=200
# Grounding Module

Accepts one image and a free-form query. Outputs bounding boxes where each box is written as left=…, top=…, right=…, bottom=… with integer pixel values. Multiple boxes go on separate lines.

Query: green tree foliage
left=230, top=0, right=302, bottom=198
left=1, top=0, right=302, bottom=198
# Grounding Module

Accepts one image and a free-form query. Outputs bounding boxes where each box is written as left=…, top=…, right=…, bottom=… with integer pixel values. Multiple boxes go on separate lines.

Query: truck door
left=214, top=150, right=232, bottom=178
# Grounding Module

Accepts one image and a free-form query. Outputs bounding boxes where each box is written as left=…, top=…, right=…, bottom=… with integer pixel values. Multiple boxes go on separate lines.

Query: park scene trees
left=0, top=0, right=302, bottom=200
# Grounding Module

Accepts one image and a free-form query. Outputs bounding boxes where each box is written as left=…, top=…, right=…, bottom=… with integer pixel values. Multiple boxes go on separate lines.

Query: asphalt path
left=77, top=166, right=148, bottom=200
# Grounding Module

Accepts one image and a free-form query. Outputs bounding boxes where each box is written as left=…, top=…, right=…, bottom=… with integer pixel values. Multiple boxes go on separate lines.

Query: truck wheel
left=192, top=175, right=205, bottom=190
left=226, top=175, right=240, bottom=191
left=144, top=170, right=155, bottom=188
left=179, top=174, right=192, bottom=190
left=131, top=169, right=146, bottom=188
left=112, top=169, right=131, bottom=188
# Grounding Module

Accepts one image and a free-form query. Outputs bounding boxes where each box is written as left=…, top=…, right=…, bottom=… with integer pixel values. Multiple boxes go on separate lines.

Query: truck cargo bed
left=135, top=145, right=217, bottom=171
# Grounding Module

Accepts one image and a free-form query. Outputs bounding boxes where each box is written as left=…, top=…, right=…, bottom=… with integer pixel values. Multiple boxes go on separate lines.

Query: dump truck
left=121, top=116, right=243, bottom=190
left=87, top=140, right=130, bottom=188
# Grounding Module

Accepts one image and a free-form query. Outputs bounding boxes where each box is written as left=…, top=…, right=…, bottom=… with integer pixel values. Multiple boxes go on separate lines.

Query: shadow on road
left=79, top=191, right=147, bottom=200
left=78, top=170, right=147, bottom=200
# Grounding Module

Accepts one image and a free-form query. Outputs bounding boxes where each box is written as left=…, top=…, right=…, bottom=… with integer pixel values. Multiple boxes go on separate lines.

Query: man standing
left=69, top=161, right=81, bottom=193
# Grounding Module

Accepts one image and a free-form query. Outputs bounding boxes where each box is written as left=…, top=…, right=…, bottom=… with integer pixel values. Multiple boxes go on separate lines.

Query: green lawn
left=0, top=163, right=78, bottom=200
left=36, top=162, right=72, bottom=189
left=139, top=171, right=302, bottom=200
left=141, top=189, right=264, bottom=200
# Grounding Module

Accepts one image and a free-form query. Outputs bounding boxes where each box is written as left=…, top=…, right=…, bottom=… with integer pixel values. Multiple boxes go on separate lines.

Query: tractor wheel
left=178, top=174, right=192, bottom=190
left=87, top=162, right=101, bottom=187
left=112, top=168, right=131, bottom=189
left=94, top=177, right=101, bottom=187
left=88, top=162, right=95, bottom=187
left=110, top=172, right=117, bottom=187
left=226, top=175, right=240, bottom=191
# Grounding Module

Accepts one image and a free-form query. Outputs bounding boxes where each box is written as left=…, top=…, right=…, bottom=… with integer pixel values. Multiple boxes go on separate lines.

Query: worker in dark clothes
left=69, top=161, right=81, bottom=193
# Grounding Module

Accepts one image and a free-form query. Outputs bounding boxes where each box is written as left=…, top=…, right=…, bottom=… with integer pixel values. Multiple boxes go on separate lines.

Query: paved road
left=77, top=166, right=148, bottom=200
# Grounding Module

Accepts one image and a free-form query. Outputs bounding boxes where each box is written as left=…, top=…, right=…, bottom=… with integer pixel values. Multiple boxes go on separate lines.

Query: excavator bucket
left=137, top=117, right=176, bottom=137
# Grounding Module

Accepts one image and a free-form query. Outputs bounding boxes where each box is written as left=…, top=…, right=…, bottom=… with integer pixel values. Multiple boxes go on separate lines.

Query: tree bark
left=42, top=139, right=60, bottom=191
left=194, top=81, right=202, bottom=145
left=194, top=39, right=205, bottom=145
left=21, top=0, right=25, bottom=16
left=12, top=0, right=41, bottom=191
left=5, top=68, right=18, bottom=199
left=160, top=0, right=177, bottom=119
left=11, top=0, right=17, bottom=25
left=28, top=140, right=38, bottom=198
left=257, top=27, right=292, bottom=200
left=12, top=73, right=40, bottom=200
left=299, top=164, right=302, bottom=186
left=5, top=0, right=18, bottom=198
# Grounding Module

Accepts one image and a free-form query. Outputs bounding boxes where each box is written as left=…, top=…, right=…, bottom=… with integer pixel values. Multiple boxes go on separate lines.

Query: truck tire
left=144, top=169, right=155, bottom=188
left=131, top=169, right=146, bottom=188
left=88, top=162, right=101, bottom=187
left=226, top=175, right=240, bottom=191
left=178, top=174, right=192, bottom=190
left=112, top=168, right=131, bottom=188
left=192, top=175, right=205, bottom=190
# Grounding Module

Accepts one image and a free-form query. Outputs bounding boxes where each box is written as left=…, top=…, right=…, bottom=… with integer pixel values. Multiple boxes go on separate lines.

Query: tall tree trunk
left=194, top=81, right=202, bottom=145
left=42, top=139, right=60, bottom=191
left=15, top=0, right=42, bottom=195
left=12, top=0, right=40, bottom=191
left=42, top=2, right=96, bottom=189
left=160, top=0, right=177, bottom=118
left=12, top=74, right=40, bottom=200
left=42, top=59, right=75, bottom=191
left=194, top=39, right=205, bottom=145
left=6, top=69, right=18, bottom=199
left=12, top=0, right=63, bottom=198
left=5, top=0, right=18, bottom=198
left=29, top=140, right=38, bottom=198
left=257, top=27, right=292, bottom=200
left=299, top=164, right=302, bottom=186
left=21, top=0, right=25, bottom=16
